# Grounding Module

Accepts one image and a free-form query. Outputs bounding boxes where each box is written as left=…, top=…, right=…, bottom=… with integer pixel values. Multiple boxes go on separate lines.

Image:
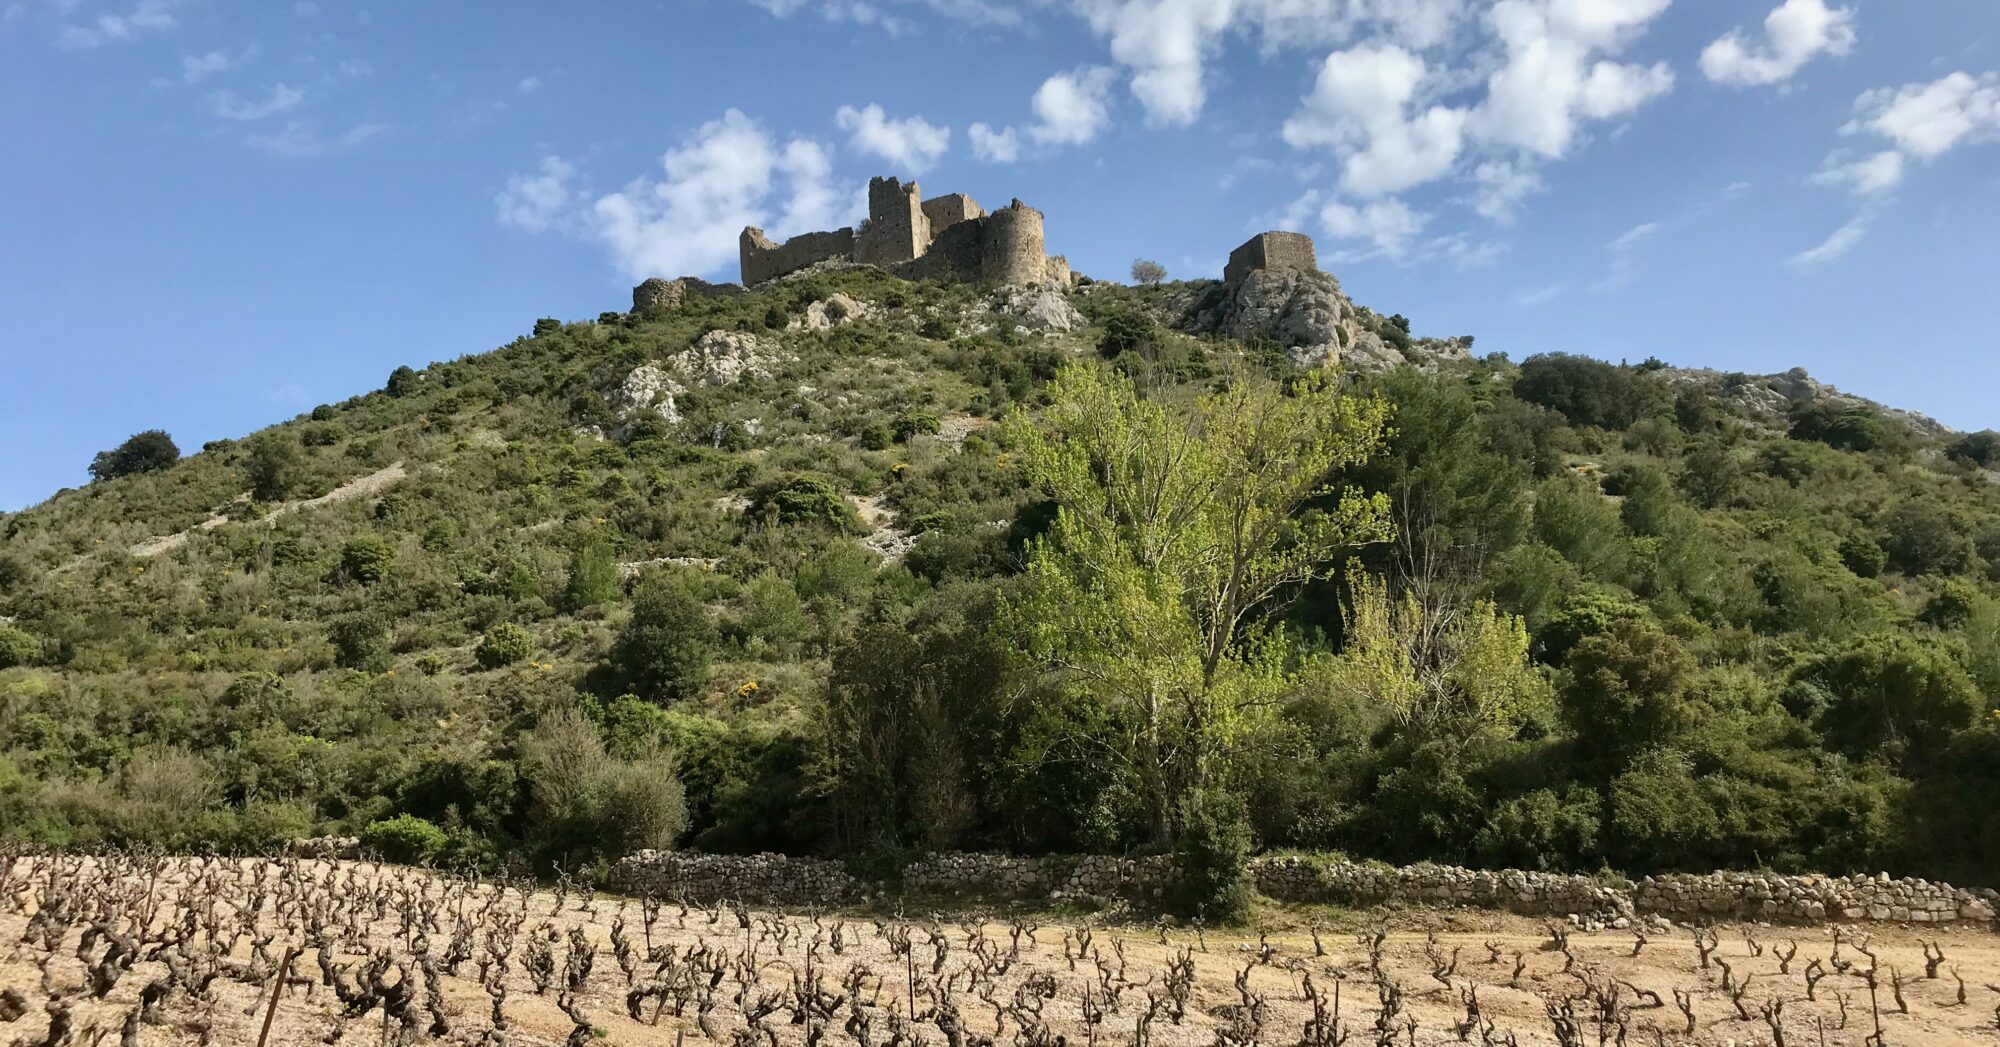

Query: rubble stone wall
left=740, top=227, right=857, bottom=286
left=1224, top=231, right=1319, bottom=285
left=609, top=850, right=2000, bottom=926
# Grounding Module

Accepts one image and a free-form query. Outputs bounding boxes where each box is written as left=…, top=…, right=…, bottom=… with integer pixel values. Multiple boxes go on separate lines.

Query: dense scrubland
left=2, top=268, right=1998, bottom=912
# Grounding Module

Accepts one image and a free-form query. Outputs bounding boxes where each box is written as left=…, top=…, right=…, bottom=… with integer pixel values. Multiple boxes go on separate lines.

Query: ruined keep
left=739, top=176, right=1068, bottom=288
left=1224, top=230, right=1319, bottom=286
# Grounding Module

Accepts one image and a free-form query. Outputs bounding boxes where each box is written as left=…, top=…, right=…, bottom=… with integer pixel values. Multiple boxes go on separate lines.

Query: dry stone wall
left=610, top=850, right=1999, bottom=927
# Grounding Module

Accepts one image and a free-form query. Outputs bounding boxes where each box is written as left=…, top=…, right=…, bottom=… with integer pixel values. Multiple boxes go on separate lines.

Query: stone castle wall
left=740, top=227, right=857, bottom=287
left=1225, top=231, right=1319, bottom=285
left=611, top=850, right=1999, bottom=926
left=734, top=176, right=1064, bottom=287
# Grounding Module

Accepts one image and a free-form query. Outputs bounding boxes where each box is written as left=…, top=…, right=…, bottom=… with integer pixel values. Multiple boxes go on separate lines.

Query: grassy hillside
left=2, top=267, right=1997, bottom=890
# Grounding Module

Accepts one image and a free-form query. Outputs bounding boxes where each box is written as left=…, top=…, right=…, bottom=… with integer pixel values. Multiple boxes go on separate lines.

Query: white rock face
left=994, top=285, right=1085, bottom=335
left=611, top=363, right=685, bottom=427
left=670, top=330, right=777, bottom=386
left=1216, top=268, right=1349, bottom=364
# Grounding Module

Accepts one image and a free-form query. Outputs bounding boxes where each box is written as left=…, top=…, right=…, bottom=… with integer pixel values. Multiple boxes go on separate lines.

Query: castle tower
left=856, top=177, right=929, bottom=267
left=978, top=200, right=1047, bottom=286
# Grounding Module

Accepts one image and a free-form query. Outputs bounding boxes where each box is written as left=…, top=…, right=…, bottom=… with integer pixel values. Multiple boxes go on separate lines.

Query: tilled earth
left=2, top=855, right=1998, bottom=1046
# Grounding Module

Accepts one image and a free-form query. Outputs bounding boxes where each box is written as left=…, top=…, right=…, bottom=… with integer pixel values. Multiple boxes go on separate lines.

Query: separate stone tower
left=1225, top=231, right=1319, bottom=285
left=978, top=201, right=1049, bottom=288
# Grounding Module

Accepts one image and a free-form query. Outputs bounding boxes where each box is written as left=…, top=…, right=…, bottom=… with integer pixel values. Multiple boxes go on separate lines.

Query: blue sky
left=2, top=0, right=1997, bottom=511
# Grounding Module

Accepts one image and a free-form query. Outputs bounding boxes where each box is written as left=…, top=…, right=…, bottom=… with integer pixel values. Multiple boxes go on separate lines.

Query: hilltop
left=1, top=246, right=1998, bottom=893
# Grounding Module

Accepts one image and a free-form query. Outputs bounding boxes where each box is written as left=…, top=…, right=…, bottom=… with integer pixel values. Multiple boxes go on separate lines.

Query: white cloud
left=1029, top=66, right=1117, bottom=145
left=1610, top=220, right=1659, bottom=249
left=1318, top=195, right=1428, bottom=256
left=517, top=76, right=540, bottom=95
left=57, top=0, right=177, bottom=48
left=179, top=50, right=232, bottom=84
left=246, top=121, right=386, bottom=157
left=746, top=0, right=1023, bottom=33
left=1790, top=209, right=1871, bottom=267
left=1809, top=149, right=1904, bottom=195
left=1843, top=72, right=2000, bottom=160
left=835, top=103, right=951, bottom=173
left=1468, top=158, right=1543, bottom=222
left=1700, top=0, right=1856, bottom=88
left=584, top=110, right=856, bottom=281
left=212, top=84, right=305, bottom=122
left=1282, top=44, right=1466, bottom=197
left=968, top=122, right=1021, bottom=163
left=1473, top=0, right=1675, bottom=159
left=496, top=156, right=584, bottom=234
left=1517, top=283, right=1565, bottom=306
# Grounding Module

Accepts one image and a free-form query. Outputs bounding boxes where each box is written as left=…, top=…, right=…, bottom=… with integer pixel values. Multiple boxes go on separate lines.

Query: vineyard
left=3, top=853, right=1998, bottom=1046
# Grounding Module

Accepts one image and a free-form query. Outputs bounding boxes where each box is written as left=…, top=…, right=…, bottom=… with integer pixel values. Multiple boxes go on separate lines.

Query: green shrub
left=893, top=409, right=942, bottom=442
left=1948, top=430, right=2000, bottom=468
left=1170, top=787, right=1253, bottom=921
left=0, top=626, right=41, bottom=669
left=337, top=537, right=394, bottom=585
left=386, top=365, right=422, bottom=398
left=754, top=475, right=856, bottom=530
left=361, top=814, right=449, bottom=864
left=475, top=623, right=534, bottom=669
left=1840, top=531, right=1887, bottom=578
left=561, top=540, right=621, bottom=612
left=328, top=614, right=391, bottom=673
left=1514, top=354, right=1667, bottom=430
left=1788, top=399, right=1889, bottom=452
left=88, top=430, right=180, bottom=482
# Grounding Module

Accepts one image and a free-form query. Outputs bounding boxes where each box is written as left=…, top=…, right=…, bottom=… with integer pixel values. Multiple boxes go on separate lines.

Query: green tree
left=998, top=363, right=1391, bottom=842
left=1130, top=259, right=1167, bottom=286
left=612, top=574, right=716, bottom=703
left=337, top=537, right=394, bottom=585
left=1559, top=619, right=1698, bottom=762
left=386, top=365, right=422, bottom=398
left=244, top=435, right=309, bottom=501
left=561, top=540, right=621, bottom=611
left=88, top=430, right=180, bottom=482
left=360, top=814, right=448, bottom=864
left=1513, top=354, right=1667, bottom=430
left=1792, top=633, right=1982, bottom=771
left=753, top=476, right=857, bottom=530
left=329, top=614, right=391, bottom=673
left=0, top=626, right=40, bottom=669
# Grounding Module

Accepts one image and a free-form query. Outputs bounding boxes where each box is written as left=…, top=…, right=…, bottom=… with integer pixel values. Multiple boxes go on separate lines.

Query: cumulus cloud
left=496, top=156, right=584, bottom=234
left=1067, top=0, right=1475, bottom=126
left=1472, top=0, right=1675, bottom=159
left=1806, top=73, right=1999, bottom=201
left=1276, top=0, right=1671, bottom=230
left=1842, top=72, right=2000, bottom=160
left=968, top=122, right=1021, bottom=163
left=1282, top=44, right=1466, bottom=197
left=179, top=50, right=234, bottom=84
left=501, top=111, right=858, bottom=282
left=1029, top=66, right=1117, bottom=145
left=835, top=103, right=951, bottom=173
left=1318, top=195, right=1428, bottom=257
left=1700, top=0, right=1856, bottom=88
left=212, top=84, right=305, bottom=122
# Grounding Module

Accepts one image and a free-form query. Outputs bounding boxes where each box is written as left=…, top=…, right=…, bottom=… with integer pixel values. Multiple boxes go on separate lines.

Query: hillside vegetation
left=2, top=268, right=1998, bottom=896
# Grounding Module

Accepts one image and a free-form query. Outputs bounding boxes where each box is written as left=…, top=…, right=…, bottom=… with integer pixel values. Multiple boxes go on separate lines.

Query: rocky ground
left=4, top=855, right=1999, bottom=1046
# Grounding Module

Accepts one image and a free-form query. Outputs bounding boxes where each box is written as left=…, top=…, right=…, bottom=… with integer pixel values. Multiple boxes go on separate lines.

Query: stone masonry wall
left=740, top=227, right=856, bottom=287
left=610, top=850, right=1999, bottom=926
left=857, top=177, right=928, bottom=267
left=976, top=201, right=1048, bottom=288
left=921, top=193, right=983, bottom=240
left=1225, top=231, right=1319, bottom=285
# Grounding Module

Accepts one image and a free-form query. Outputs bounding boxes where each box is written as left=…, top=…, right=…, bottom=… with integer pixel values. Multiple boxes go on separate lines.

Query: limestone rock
left=993, top=285, right=1085, bottom=335
left=1196, top=268, right=1351, bottom=366
left=670, top=330, right=778, bottom=386
left=610, top=363, right=685, bottom=428
left=792, top=293, right=871, bottom=332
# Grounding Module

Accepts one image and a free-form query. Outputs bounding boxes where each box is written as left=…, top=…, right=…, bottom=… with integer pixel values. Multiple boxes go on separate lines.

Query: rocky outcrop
left=610, top=363, right=685, bottom=429
left=669, top=330, right=778, bottom=386
left=1666, top=366, right=1949, bottom=438
left=792, top=293, right=872, bottom=332
left=993, top=285, right=1085, bottom=335
left=1198, top=267, right=1353, bottom=366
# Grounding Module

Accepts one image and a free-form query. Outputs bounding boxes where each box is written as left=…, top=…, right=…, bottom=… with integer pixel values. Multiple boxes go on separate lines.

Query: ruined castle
left=739, top=177, right=1070, bottom=288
